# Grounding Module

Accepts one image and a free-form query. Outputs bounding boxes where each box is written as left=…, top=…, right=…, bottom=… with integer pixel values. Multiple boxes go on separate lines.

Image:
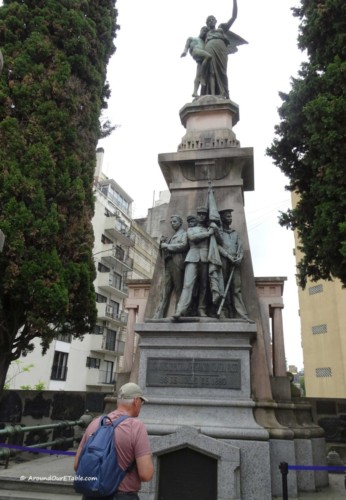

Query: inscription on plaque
left=146, top=358, right=241, bottom=389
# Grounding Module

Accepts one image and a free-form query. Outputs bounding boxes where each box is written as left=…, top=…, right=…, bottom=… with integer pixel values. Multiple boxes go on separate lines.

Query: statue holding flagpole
left=172, top=183, right=228, bottom=320
left=171, top=206, right=216, bottom=319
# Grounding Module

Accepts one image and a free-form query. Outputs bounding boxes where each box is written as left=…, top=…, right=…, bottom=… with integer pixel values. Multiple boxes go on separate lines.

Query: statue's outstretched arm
left=223, top=0, right=238, bottom=31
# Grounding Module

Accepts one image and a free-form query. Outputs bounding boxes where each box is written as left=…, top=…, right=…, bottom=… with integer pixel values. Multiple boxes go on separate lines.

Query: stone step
left=0, top=476, right=78, bottom=498
left=0, top=490, right=77, bottom=499
left=0, top=452, right=78, bottom=499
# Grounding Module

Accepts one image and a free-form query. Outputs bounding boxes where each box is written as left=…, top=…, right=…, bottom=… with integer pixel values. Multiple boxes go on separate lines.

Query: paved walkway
left=0, top=454, right=345, bottom=499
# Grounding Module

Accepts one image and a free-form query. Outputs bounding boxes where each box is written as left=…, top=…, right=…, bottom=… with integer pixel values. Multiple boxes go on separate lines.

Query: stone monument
left=132, top=4, right=327, bottom=499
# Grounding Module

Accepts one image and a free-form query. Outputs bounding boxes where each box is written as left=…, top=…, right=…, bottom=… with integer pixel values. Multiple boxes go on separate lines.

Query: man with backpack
left=74, top=382, right=154, bottom=500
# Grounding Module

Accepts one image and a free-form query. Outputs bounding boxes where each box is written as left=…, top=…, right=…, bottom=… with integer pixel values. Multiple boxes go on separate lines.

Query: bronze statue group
left=181, top=0, right=247, bottom=99
left=155, top=187, right=252, bottom=322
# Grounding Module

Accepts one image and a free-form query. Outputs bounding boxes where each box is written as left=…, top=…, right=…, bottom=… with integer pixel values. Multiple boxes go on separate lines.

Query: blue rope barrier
left=0, top=442, right=76, bottom=456
left=280, top=461, right=346, bottom=500
left=288, top=464, right=346, bottom=471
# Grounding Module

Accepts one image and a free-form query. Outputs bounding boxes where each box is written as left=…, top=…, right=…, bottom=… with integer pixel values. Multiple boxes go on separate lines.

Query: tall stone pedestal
left=135, top=95, right=327, bottom=499
left=136, top=320, right=271, bottom=500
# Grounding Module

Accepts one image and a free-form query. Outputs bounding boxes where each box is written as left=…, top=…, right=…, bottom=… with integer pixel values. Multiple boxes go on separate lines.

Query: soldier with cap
left=74, top=382, right=154, bottom=499
left=218, top=208, right=250, bottom=320
left=172, top=208, right=215, bottom=318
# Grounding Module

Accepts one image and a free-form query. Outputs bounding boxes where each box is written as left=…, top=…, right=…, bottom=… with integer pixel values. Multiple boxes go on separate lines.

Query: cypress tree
left=0, top=0, right=119, bottom=390
left=267, top=0, right=346, bottom=288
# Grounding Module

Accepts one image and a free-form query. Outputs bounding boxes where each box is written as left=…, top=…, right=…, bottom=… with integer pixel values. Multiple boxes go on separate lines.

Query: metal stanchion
left=279, top=462, right=288, bottom=500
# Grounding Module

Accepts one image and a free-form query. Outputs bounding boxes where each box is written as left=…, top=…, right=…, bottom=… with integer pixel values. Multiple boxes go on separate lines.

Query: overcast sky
left=97, top=0, right=305, bottom=369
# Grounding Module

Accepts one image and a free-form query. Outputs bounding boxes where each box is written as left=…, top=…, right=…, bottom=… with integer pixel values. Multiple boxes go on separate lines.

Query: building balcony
left=100, top=244, right=133, bottom=272
left=104, top=219, right=135, bottom=247
left=97, top=272, right=128, bottom=299
left=88, top=333, right=125, bottom=355
left=86, top=369, right=116, bottom=388
left=96, top=303, right=128, bottom=326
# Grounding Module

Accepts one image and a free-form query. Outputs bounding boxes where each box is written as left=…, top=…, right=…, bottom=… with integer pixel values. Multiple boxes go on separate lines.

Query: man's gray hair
left=118, top=398, right=133, bottom=407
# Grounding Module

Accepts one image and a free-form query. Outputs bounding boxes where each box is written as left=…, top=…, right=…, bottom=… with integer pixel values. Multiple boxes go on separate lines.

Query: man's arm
left=235, top=233, right=244, bottom=261
left=73, top=447, right=81, bottom=471
left=218, top=245, right=229, bottom=258
left=136, top=454, right=154, bottom=482
left=165, top=231, right=188, bottom=252
left=188, top=227, right=213, bottom=242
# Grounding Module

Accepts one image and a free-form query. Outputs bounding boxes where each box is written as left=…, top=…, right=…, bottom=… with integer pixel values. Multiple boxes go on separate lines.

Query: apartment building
left=6, top=150, right=159, bottom=392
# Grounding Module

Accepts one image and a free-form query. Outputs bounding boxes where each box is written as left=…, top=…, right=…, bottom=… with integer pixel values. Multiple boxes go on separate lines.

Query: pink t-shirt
left=77, top=409, right=152, bottom=493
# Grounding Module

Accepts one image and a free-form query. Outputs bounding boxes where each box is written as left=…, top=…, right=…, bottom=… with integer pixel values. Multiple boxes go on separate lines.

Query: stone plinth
left=136, top=320, right=272, bottom=500
left=178, top=96, right=240, bottom=151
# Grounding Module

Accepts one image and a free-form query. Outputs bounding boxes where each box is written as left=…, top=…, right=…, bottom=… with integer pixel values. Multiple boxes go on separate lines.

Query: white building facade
left=6, top=150, right=159, bottom=392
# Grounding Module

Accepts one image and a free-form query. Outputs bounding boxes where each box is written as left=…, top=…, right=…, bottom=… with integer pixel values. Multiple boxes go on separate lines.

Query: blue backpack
left=74, top=414, right=132, bottom=497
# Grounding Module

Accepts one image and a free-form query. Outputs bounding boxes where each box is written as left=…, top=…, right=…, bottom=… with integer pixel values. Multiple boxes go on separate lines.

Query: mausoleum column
left=271, top=303, right=286, bottom=376
left=122, top=306, right=138, bottom=373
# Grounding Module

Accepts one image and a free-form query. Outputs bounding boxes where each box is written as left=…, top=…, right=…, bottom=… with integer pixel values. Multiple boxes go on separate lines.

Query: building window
left=312, top=324, right=327, bottom=335
left=106, top=301, right=120, bottom=320
left=315, top=367, right=332, bottom=378
left=104, top=329, right=117, bottom=351
left=56, top=333, right=72, bottom=343
left=101, top=234, right=113, bottom=245
left=109, top=300, right=119, bottom=315
left=51, top=351, right=68, bottom=381
left=101, top=184, right=130, bottom=213
left=118, top=220, right=129, bottom=234
left=86, top=357, right=101, bottom=368
left=309, top=284, right=323, bottom=295
left=98, top=262, right=110, bottom=273
left=96, top=293, right=107, bottom=303
left=100, top=361, right=114, bottom=384
left=115, top=246, right=125, bottom=261
left=113, top=272, right=122, bottom=290
left=94, top=324, right=103, bottom=335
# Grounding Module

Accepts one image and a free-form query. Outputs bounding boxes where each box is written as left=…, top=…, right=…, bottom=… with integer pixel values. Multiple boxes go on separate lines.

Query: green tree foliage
left=267, top=0, right=346, bottom=288
left=0, top=0, right=119, bottom=391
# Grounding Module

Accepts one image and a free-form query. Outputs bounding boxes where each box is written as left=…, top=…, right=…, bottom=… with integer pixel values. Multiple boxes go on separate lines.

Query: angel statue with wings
left=182, top=0, right=247, bottom=99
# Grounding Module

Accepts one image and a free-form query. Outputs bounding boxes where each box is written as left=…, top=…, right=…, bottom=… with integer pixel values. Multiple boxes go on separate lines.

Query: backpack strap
left=99, top=414, right=130, bottom=428
left=109, top=415, right=135, bottom=473
left=111, top=415, right=131, bottom=428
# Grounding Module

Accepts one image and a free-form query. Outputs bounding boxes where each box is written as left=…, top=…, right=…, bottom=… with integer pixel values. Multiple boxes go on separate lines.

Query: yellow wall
left=292, top=193, right=346, bottom=397
left=298, top=278, right=346, bottom=397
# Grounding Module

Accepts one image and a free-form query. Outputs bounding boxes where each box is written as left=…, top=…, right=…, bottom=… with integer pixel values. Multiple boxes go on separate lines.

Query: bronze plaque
left=146, top=357, right=241, bottom=389
left=158, top=447, right=217, bottom=500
